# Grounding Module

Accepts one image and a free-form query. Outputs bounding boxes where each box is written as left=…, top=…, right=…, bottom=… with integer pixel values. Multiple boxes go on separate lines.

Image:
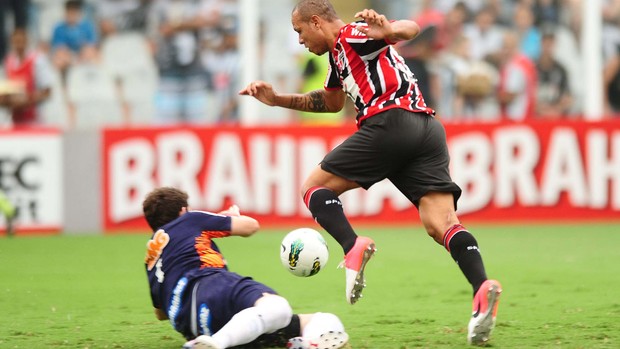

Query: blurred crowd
left=0, top=0, right=619, bottom=129
left=0, top=0, right=240, bottom=128
left=391, top=0, right=620, bottom=122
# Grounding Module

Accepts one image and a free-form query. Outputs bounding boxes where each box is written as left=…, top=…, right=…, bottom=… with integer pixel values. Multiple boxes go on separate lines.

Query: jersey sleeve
left=187, top=211, right=232, bottom=237
left=325, top=53, right=341, bottom=90
left=325, top=22, right=391, bottom=91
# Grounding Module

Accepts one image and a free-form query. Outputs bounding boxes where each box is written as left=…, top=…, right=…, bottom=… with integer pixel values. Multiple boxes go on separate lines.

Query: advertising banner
left=103, top=121, right=620, bottom=231
left=0, top=129, right=63, bottom=233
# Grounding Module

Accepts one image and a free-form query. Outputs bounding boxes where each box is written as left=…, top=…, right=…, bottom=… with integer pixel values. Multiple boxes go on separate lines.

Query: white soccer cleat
left=287, top=331, right=349, bottom=349
left=182, top=335, right=222, bottom=349
left=468, top=279, right=502, bottom=346
left=339, top=236, right=376, bottom=304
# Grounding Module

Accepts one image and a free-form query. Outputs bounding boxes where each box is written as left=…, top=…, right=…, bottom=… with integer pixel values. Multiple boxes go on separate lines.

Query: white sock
left=212, top=295, right=292, bottom=348
left=302, top=312, right=345, bottom=339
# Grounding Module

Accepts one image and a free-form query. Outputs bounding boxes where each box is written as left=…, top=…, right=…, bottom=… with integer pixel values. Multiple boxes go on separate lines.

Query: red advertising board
left=103, top=121, right=620, bottom=231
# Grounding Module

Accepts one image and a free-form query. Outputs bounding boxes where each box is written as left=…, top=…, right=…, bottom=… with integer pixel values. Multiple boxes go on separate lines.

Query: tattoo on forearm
left=308, top=91, right=327, bottom=112
left=289, top=91, right=328, bottom=112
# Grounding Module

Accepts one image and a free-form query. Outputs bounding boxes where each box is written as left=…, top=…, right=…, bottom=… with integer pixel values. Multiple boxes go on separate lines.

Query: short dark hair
left=142, top=187, right=189, bottom=231
left=293, top=0, right=339, bottom=22
left=65, top=0, right=83, bottom=11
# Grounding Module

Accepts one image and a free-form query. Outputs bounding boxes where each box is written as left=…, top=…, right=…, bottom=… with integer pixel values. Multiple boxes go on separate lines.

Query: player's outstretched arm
left=354, top=8, right=420, bottom=43
left=218, top=204, right=260, bottom=237
left=240, top=82, right=346, bottom=113
left=230, top=215, right=260, bottom=237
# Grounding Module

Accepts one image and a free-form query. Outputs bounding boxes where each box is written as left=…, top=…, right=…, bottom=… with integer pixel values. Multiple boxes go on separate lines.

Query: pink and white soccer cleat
left=468, top=279, right=502, bottom=345
left=338, top=236, right=376, bottom=305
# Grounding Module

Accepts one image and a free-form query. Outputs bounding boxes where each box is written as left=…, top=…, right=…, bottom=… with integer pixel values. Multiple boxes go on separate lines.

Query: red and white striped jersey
left=325, top=22, right=435, bottom=127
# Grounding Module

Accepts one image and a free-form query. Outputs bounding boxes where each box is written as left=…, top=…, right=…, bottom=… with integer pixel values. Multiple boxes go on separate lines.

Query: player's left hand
left=354, top=9, right=393, bottom=40
left=239, top=81, right=278, bottom=106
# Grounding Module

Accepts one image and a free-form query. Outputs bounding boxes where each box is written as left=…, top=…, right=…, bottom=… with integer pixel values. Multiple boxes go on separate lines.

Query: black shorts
left=321, top=109, right=462, bottom=208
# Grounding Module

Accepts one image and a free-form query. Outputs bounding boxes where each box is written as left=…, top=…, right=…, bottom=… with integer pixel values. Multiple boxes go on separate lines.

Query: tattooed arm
left=239, top=81, right=346, bottom=113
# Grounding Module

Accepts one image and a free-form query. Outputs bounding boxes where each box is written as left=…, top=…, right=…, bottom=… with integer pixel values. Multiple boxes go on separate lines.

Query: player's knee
left=421, top=217, right=460, bottom=244
left=258, top=295, right=293, bottom=333
left=300, top=186, right=310, bottom=200
left=422, top=224, right=443, bottom=244
left=311, top=312, right=344, bottom=331
left=430, top=229, right=444, bottom=244
left=302, top=312, right=345, bottom=338
left=320, top=312, right=344, bottom=328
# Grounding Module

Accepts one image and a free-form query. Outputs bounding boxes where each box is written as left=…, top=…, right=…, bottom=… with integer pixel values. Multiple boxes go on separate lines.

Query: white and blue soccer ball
left=280, top=228, right=329, bottom=277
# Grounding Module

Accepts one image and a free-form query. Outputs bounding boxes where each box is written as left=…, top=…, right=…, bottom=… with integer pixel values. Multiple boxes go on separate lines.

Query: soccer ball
left=280, top=228, right=329, bottom=277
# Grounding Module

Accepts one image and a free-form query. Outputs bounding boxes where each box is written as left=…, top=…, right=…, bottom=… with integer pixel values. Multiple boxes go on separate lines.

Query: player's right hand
left=239, top=81, right=277, bottom=106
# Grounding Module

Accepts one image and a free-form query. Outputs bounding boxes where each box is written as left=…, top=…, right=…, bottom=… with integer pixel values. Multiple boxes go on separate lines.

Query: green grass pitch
left=1, top=224, right=619, bottom=348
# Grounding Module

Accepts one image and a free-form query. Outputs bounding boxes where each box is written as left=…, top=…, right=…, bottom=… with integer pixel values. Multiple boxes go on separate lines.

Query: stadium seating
left=40, top=67, right=70, bottom=128
left=101, top=32, right=157, bottom=125
left=66, top=62, right=123, bottom=128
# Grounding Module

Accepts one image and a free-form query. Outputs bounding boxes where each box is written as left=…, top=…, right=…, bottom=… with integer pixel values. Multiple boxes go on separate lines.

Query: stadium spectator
left=533, top=0, right=563, bottom=27
left=0, top=0, right=29, bottom=62
left=410, top=1, right=469, bottom=53
left=535, top=28, right=572, bottom=119
left=50, top=0, right=99, bottom=79
left=0, top=29, right=53, bottom=127
left=0, top=190, right=16, bottom=236
left=437, top=34, right=500, bottom=121
left=295, top=51, right=345, bottom=125
left=603, top=0, right=620, bottom=26
left=603, top=0, right=620, bottom=115
left=199, top=0, right=240, bottom=123
left=462, top=6, right=505, bottom=66
left=95, top=0, right=152, bottom=38
left=560, top=0, right=583, bottom=37
left=401, top=26, right=438, bottom=111
left=434, top=0, right=486, bottom=14
left=240, top=1, right=502, bottom=345
left=604, top=52, right=620, bottom=116
left=148, top=0, right=210, bottom=124
left=486, top=0, right=519, bottom=27
left=512, top=2, right=542, bottom=60
left=142, top=187, right=349, bottom=349
left=409, top=0, right=445, bottom=39
left=436, top=2, right=470, bottom=52
left=497, top=31, right=537, bottom=121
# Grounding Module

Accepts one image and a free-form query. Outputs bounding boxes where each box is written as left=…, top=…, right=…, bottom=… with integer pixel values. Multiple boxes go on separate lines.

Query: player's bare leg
left=302, top=166, right=376, bottom=304
left=419, top=191, right=501, bottom=344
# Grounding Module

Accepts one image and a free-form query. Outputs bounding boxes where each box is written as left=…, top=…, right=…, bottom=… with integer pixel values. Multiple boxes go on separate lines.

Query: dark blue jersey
left=144, top=211, right=232, bottom=316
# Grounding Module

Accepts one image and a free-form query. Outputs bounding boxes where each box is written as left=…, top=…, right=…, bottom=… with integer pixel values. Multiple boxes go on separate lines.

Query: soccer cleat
left=338, top=236, right=376, bottom=305
left=182, top=335, right=222, bottom=349
left=468, top=279, right=502, bottom=346
left=287, top=330, right=349, bottom=349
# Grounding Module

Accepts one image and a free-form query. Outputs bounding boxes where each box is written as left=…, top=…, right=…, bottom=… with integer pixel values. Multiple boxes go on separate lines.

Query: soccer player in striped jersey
left=240, top=0, right=501, bottom=345
left=143, top=187, right=348, bottom=349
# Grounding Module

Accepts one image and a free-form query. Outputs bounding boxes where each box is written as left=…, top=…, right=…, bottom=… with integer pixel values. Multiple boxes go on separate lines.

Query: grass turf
left=1, top=224, right=619, bottom=348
